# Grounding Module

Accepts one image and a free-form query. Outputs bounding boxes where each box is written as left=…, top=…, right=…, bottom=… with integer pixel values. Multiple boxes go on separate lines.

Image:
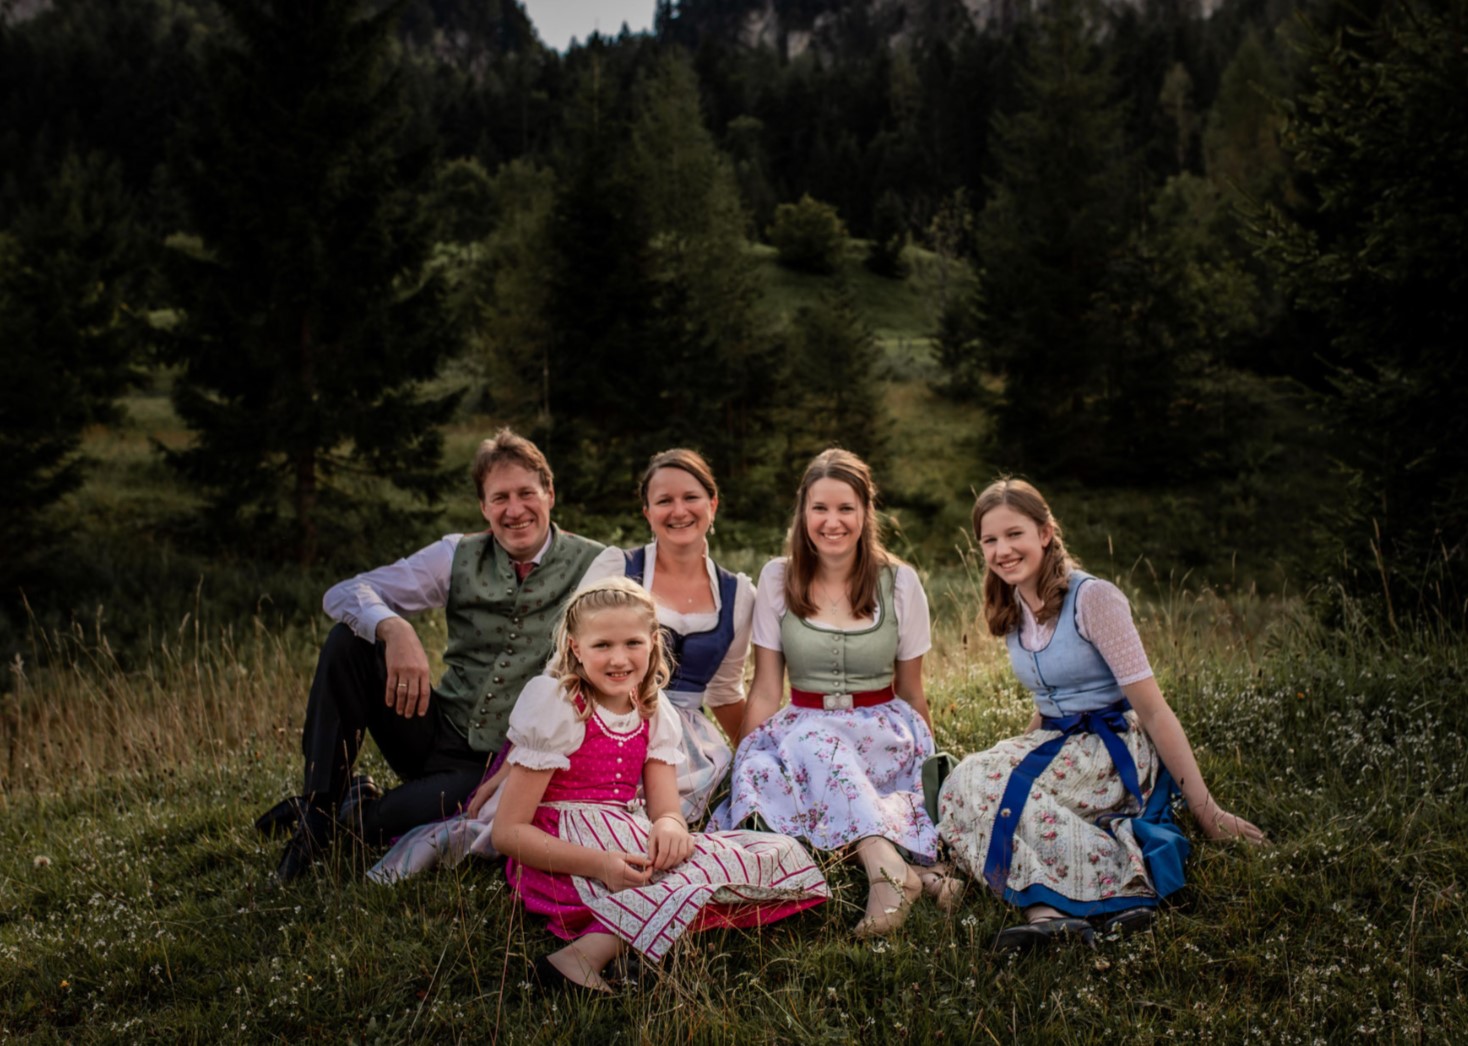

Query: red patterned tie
left=513, top=560, right=535, bottom=583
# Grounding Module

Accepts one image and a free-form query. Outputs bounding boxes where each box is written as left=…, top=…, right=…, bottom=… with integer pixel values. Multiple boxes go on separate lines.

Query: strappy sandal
left=854, top=864, right=923, bottom=938
left=917, top=863, right=966, bottom=915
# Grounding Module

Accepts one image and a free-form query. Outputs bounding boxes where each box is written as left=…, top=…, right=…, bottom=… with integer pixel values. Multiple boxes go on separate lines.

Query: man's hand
left=378, top=617, right=432, bottom=717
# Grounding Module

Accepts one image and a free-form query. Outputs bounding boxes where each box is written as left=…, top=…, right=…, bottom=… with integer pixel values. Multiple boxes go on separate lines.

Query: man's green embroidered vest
left=438, top=526, right=602, bottom=753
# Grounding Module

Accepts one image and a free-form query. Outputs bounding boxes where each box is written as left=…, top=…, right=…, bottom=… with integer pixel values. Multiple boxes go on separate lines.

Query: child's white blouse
left=505, top=674, right=686, bottom=771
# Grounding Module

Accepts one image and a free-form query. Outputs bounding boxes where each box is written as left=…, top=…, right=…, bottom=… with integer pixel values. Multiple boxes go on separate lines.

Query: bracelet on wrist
left=653, top=812, right=688, bottom=829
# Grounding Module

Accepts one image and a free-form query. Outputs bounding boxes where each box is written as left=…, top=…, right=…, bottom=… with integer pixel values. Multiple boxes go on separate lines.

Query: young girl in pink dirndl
left=491, top=577, right=828, bottom=994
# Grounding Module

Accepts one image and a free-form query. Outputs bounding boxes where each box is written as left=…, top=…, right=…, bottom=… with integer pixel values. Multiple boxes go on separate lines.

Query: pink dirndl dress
left=505, top=682, right=828, bottom=962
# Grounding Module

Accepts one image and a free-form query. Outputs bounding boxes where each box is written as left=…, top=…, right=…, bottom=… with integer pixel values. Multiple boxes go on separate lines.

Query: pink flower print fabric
left=711, top=700, right=939, bottom=861
left=937, top=710, right=1162, bottom=905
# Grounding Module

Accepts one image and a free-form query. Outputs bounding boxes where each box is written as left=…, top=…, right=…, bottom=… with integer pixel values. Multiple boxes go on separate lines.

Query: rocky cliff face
left=729, top=0, right=1035, bottom=56
left=720, top=0, right=1215, bottom=56
left=1, top=0, right=55, bottom=24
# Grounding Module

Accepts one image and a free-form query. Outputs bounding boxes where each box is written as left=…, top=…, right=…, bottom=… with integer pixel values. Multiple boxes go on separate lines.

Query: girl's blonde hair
left=972, top=478, right=1078, bottom=637
left=554, top=577, right=669, bottom=720
left=785, top=448, right=894, bottom=618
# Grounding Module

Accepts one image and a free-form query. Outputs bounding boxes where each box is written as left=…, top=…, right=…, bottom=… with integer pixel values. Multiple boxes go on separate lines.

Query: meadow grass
left=3, top=247, right=1451, bottom=1041
left=2, top=572, right=1465, bottom=1043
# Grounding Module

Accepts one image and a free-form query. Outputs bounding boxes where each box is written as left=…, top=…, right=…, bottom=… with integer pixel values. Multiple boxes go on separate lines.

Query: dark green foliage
left=534, top=51, right=662, bottom=505
left=964, top=0, right=1134, bottom=476
left=768, top=194, right=849, bottom=275
left=864, top=188, right=909, bottom=279
left=0, top=152, right=140, bottom=579
left=775, top=283, right=886, bottom=472
left=1202, top=25, right=1293, bottom=207
left=1089, top=173, right=1267, bottom=483
left=1253, top=0, right=1468, bottom=616
left=529, top=49, right=807, bottom=516
left=423, top=157, right=497, bottom=245
left=0, top=0, right=205, bottom=228
left=163, top=0, right=458, bottom=568
left=933, top=287, right=987, bottom=401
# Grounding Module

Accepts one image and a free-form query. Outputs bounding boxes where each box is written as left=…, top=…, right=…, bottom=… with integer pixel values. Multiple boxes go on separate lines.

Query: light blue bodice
left=1005, top=571, right=1125, bottom=717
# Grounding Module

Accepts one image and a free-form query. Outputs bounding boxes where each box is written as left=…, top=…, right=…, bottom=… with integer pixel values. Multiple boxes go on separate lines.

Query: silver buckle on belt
left=823, top=692, right=854, bottom=711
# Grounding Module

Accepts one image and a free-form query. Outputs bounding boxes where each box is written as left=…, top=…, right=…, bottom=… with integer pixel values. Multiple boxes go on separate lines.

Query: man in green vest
left=262, top=428, right=604, bottom=883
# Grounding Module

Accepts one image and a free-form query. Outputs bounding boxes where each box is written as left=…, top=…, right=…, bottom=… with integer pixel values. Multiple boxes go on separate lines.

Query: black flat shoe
left=255, top=795, right=306, bottom=837
left=1091, top=906, right=1157, bottom=938
left=532, top=955, right=613, bottom=999
left=992, top=917, right=1096, bottom=955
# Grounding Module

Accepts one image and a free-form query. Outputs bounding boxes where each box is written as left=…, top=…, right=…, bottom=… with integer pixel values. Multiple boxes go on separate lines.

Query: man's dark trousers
left=302, top=623, right=486, bottom=842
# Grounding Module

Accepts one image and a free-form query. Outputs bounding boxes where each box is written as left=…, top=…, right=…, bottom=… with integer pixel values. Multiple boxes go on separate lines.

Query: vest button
left=499, top=660, right=509, bottom=667
left=493, top=676, right=504, bottom=684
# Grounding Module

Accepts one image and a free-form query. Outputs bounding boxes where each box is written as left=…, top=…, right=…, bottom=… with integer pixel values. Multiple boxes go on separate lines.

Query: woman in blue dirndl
left=937, top=479, right=1265, bottom=953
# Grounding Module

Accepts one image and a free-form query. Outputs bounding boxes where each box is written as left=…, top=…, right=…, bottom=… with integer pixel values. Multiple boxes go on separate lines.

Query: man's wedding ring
left=396, top=683, right=408, bottom=689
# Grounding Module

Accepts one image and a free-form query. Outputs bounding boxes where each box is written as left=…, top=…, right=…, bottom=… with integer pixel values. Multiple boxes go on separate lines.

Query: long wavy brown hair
left=554, top=578, right=670, bottom=721
left=785, top=448, right=893, bottom=619
left=972, top=478, right=1078, bottom=637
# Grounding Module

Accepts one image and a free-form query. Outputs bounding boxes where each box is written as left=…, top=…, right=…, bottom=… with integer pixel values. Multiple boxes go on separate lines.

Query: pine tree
left=777, top=281, right=886, bottom=475
left=624, top=52, right=772, bottom=493
left=536, top=49, right=660, bottom=505
left=0, top=152, right=139, bottom=576
left=965, top=0, right=1133, bottom=475
left=1254, top=0, right=1468, bottom=616
left=164, top=0, right=456, bottom=567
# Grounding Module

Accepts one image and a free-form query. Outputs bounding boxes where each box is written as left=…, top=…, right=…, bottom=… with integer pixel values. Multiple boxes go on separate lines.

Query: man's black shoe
left=336, top=775, right=383, bottom=838
left=274, top=808, right=332, bottom=884
left=254, top=795, right=307, bottom=837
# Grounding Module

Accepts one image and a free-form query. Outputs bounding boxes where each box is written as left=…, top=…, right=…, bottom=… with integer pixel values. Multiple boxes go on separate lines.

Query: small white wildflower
left=33, top=855, right=52, bottom=869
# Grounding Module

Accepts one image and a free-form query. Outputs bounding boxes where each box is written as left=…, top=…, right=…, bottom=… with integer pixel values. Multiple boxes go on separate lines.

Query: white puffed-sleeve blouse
left=505, top=674, right=686, bottom=771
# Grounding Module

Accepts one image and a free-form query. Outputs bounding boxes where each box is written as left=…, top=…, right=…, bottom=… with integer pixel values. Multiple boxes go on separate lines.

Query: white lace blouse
left=1015, top=578, right=1154, bottom=686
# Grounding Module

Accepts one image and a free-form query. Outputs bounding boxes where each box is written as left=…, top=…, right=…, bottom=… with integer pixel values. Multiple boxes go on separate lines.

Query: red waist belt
left=789, top=685, right=894, bottom=710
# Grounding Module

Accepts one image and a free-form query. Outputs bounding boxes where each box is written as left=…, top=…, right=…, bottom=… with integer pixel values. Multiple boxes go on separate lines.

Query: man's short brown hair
left=470, top=428, right=554, bottom=499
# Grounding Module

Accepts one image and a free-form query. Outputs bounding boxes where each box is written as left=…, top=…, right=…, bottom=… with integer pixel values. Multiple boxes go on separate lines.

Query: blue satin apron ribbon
left=982, top=700, right=1188, bottom=907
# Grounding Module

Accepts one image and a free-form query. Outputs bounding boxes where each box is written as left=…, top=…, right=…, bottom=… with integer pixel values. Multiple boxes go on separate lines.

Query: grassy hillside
left=2, top=577, right=1465, bottom=1041
left=2, top=239, right=1424, bottom=1042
